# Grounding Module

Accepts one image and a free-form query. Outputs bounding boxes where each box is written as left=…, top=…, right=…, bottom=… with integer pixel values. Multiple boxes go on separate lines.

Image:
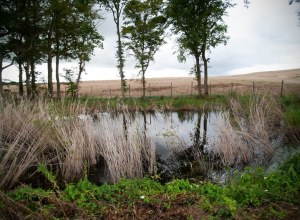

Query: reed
left=213, top=94, right=283, bottom=165
left=0, top=99, right=155, bottom=189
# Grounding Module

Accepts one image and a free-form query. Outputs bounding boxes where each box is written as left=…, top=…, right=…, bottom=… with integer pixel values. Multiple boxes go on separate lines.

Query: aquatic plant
left=213, top=94, right=284, bottom=165
left=0, top=99, right=155, bottom=189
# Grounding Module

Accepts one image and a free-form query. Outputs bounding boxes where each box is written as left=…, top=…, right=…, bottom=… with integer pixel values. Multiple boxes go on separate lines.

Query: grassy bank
left=1, top=153, right=300, bottom=219
left=76, top=94, right=228, bottom=111
left=281, top=96, right=300, bottom=127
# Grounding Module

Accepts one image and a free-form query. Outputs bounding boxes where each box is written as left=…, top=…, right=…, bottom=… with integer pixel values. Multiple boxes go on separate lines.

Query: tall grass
left=212, top=94, right=284, bottom=165
left=0, top=99, right=155, bottom=189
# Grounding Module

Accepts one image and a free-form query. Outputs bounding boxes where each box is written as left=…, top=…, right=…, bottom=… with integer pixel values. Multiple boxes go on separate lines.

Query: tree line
left=0, top=0, right=263, bottom=99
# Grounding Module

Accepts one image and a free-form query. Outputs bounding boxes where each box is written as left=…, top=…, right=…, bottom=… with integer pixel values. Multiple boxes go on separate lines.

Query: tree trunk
left=116, top=18, right=125, bottom=98
left=0, top=56, right=3, bottom=97
left=30, top=59, right=36, bottom=98
left=55, top=35, right=61, bottom=99
left=76, top=58, right=85, bottom=98
left=202, top=46, right=208, bottom=95
left=142, top=71, right=146, bottom=98
left=47, top=30, right=53, bottom=97
left=195, top=55, right=202, bottom=96
left=18, top=61, right=24, bottom=96
left=25, top=60, right=31, bottom=97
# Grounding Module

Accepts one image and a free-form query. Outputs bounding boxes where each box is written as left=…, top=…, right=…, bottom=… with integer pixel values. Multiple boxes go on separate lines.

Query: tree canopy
left=167, top=0, right=233, bottom=96
left=0, top=0, right=103, bottom=98
left=123, top=0, right=166, bottom=97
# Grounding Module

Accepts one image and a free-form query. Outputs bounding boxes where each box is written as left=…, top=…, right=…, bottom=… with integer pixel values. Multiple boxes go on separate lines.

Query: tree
left=3, top=0, right=47, bottom=98
left=99, top=0, right=128, bottom=98
left=51, top=0, right=74, bottom=99
left=70, top=0, right=104, bottom=91
left=167, top=0, right=232, bottom=96
left=200, top=0, right=232, bottom=95
left=122, top=0, right=166, bottom=98
left=63, top=68, right=78, bottom=99
left=43, top=0, right=103, bottom=98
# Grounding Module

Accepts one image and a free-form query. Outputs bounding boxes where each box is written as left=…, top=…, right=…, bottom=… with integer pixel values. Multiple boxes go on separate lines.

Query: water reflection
left=92, top=110, right=297, bottom=184
left=96, top=110, right=221, bottom=182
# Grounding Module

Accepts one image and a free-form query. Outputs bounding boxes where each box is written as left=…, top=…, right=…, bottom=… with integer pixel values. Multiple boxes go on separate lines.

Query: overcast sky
left=3, top=0, right=300, bottom=82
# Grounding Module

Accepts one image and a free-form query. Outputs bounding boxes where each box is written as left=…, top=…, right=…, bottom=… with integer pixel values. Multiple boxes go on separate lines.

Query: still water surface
left=93, top=111, right=300, bottom=183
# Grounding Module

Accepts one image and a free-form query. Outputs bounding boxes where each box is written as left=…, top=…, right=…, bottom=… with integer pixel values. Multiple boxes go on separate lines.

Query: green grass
left=2, top=153, right=300, bottom=219
left=69, top=94, right=229, bottom=112
left=281, top=95, right=300, bottom=127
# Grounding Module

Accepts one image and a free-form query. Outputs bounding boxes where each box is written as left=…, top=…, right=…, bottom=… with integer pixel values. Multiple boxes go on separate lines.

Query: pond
left=90, top=110, right=300, bottom=184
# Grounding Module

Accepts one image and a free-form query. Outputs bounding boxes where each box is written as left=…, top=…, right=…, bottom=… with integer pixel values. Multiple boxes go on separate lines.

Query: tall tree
left=70, top=0, right=104, bottom=89
left=167, top=0, right=232, bottom=96
left=122, top=0, right=166, bottom=98
left=51, top=0, right=74, bottom=99
left=200, top=0, right=231, bottom=95
left=100, top=0, right=127, bottom=98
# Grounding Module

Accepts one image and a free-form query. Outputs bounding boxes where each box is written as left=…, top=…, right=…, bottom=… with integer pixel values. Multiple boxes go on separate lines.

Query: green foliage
left=166, top=0, right=233, bottom=95
left=63, top=178, right=102, bottom=211
left=225, top=167, right=268, bottom=206
left=285, top=107, right=300, bottom=127
left=37, top=163, right=59, bottom=190
left=225, top=154, right=300, bottom=208
left=4, top=153, right=300, bottom=218
left=63, top=68, right=79, bottom=99
left=281, top=95, right=300, bottom=127
left=79, top=94, right=227, bottom=111
left=166, top=179, right=192, bottom=193
left=9, top=186, right=51, bottom=211
left=123, top=0, right=166, bottom=97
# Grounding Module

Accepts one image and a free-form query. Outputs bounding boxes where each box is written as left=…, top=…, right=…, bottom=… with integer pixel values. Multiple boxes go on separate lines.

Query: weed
left=37, top=163, right=59, bottom=190
left=2, top=153, right=300, bottom=219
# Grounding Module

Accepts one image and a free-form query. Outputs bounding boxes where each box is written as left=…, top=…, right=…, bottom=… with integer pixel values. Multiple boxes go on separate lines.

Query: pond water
left=92, top=111, right=300, bottom=184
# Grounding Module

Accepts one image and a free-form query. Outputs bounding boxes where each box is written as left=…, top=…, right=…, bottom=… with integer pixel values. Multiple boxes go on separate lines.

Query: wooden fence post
left=280, top=80, right=284, bottom=97
left=171, top=83, right=173, bottom=97
left=252, top=82, right=255, bottom=95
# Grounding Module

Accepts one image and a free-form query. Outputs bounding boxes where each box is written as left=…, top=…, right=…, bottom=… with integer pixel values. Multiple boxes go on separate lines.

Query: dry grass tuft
left=0, top=99, right=155, bottom=189
left=212, top=94, right=284, bottom=165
